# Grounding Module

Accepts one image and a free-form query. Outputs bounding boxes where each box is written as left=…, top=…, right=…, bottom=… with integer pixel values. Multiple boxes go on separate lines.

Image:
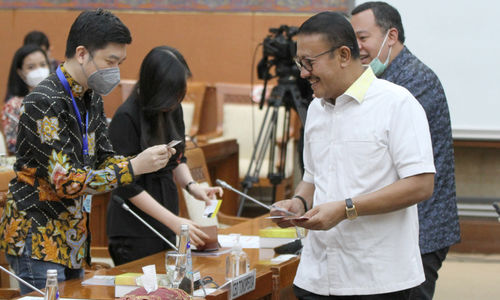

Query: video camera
left=257, top=25, right=312, bottom=110
left=257, top=25, right=299, bottom=81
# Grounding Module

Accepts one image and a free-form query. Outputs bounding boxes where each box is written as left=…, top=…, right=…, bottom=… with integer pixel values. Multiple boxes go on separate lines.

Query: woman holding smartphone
left=106, top=46, right=222, bottom=266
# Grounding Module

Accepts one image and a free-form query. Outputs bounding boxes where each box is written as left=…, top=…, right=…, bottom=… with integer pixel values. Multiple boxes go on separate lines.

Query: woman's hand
left=171, top=217, right=209, bottom=248
left=188, top=183, right=223, bottom=205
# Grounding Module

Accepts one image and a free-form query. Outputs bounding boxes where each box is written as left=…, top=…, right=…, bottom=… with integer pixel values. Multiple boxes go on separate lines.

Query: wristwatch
left=345, top=198, right=358, bottom=220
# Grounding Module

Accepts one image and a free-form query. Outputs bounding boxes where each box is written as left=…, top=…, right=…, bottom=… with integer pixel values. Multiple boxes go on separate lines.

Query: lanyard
left=56, top=66, right=89, bottom=157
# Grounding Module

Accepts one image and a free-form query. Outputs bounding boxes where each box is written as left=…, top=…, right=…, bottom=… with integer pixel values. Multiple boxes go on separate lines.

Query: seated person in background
left=23, top=30, right=60, bottom=71
left=2, top=44, right=50, bottom=154
left=106, top=46, right=223, bottom=266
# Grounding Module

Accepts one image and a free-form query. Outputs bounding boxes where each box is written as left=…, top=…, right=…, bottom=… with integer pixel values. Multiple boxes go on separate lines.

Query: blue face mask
left=369, top=30, right=392, bottom=76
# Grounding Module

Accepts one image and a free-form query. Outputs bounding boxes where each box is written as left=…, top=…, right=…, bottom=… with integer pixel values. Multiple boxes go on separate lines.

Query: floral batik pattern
left=0, top=66, right=135, bottom=268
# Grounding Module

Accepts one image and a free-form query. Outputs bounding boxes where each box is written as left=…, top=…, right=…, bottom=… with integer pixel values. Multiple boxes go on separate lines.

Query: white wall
left=355, top=0, right=500, bottom=139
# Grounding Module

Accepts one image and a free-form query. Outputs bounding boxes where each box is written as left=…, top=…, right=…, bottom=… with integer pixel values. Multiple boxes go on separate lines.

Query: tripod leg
left=237, top=104, right=281, bottom=216
left=270, top=106, right=291, bottom=203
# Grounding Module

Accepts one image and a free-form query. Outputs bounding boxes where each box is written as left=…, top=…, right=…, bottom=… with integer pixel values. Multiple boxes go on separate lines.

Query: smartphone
left=167, top=139, right=182, bottom=148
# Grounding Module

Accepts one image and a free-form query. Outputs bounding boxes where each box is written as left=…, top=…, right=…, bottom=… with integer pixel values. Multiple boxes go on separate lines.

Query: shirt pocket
left=341, top=134, right=387, bottom=179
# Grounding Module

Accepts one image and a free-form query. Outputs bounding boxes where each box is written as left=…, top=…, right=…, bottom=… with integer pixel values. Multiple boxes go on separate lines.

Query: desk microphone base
left=274, top=239, right=302, bottom=255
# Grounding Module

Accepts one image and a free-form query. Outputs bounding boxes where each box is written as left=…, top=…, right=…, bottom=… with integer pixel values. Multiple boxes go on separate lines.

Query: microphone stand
left=215, top=179, right=296, bottom=216
left=216, top=179, right=304, bottom=254
left=115, top=196, right=179, bottom=252
left=0, top=265, right=45, bottom=296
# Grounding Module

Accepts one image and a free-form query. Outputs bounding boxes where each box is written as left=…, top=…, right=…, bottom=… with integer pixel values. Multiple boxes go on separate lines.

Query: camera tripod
left=237, top=77, right=307, bottom=216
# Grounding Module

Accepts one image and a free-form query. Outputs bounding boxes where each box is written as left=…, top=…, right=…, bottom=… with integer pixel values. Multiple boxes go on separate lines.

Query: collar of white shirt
left=322, top=66, right=376, bottom=107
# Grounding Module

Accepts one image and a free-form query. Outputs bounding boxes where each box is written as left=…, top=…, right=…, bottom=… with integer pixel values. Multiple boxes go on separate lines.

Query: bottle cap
left=231, top=233, right=242, bottom=251
left=47, top=269, right=57, bottom=276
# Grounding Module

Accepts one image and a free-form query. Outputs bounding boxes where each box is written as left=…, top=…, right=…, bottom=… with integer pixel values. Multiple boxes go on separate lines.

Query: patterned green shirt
left=0, top=65, right=134, bottom=268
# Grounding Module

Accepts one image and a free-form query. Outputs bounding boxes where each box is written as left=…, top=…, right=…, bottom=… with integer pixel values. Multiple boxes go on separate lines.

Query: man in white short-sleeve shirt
left=271, top=12, right=435, bottom=300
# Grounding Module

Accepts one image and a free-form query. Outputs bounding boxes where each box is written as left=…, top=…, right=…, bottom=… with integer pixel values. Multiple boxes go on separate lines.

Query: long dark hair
left=133, top=46, right=192, bottom=148
left=5, top=44, right=49, bottom=102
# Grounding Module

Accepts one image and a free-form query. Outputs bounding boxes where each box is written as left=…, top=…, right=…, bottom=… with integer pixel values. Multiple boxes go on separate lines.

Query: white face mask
left=25, top=67, right=50, bottom=88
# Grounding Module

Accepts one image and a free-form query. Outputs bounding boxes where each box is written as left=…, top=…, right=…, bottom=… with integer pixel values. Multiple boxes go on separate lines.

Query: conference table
left=26, top=215, right=300, bottom=299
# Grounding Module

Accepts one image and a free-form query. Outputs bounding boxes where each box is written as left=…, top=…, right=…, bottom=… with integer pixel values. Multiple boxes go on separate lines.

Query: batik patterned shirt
left=0, top=65, right=134, bottom=268
left=381, top=47, right=460, bottom=254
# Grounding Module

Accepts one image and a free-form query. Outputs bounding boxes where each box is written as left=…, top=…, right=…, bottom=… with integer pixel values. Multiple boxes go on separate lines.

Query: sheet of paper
left=270, top=254, right=297, bottom=264
left=192, top=247, right=232, bottom=257
left=81, top=275, right=115, bottom=286
left=218, top=234, right=260, bottom=248
left=194, top=287, right=217, bottom=297
left=203, top=199, right=222, bottom=218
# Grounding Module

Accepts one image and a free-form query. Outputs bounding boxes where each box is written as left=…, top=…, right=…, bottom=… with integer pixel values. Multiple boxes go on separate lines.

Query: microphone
left=114, top=195, right=178, bottom=252
left=215, top=179, right=295, bottom=216
left=0, top=265, right=45, bottom=296
left=215, top=179, right=304, bottom=255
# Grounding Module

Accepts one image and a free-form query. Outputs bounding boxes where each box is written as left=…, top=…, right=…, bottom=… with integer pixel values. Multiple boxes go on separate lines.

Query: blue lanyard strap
left=56, top=66, right=89, bottom=156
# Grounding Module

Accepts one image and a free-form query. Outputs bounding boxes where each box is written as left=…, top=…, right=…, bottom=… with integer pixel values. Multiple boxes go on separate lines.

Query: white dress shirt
left=294, top=67, right=435, bottom=295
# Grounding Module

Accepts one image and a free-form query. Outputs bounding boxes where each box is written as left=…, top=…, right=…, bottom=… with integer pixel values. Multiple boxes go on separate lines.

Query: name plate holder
left=230, top=269, right=256, bottom=299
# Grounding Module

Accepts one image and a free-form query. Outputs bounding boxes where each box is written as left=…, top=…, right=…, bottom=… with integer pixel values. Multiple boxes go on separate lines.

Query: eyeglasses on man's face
left=294, top=46, right=338, bottom=72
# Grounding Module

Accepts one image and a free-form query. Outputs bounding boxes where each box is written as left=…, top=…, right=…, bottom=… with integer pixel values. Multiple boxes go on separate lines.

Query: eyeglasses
left=294, top=47, right=338, bottom=72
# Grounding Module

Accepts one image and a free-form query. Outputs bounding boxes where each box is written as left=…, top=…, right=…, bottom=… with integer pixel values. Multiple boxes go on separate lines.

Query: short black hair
left=351, top=1, right=405, bottom=43
left=5, top=44, right=49, bottom=102
left=298, top=11, right=360, bottom=59
left=65, top=8, right=132, bottom=58
left=23, top=30, right=50, bottom=49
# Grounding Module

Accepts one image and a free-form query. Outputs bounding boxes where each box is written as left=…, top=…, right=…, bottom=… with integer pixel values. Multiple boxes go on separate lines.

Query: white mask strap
left=376, top=30, right=391, bottom=58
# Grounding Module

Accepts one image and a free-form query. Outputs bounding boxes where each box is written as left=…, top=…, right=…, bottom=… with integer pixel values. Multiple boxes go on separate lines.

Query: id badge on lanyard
left=83, top=194, right=92, bottom=213
left=56, top=66, right=92, bottom=212
left=56, top=66, right=90, bottom=162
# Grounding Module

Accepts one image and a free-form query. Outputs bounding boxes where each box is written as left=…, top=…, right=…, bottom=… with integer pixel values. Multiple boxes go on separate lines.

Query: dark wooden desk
left=40, top=215, right=299, bottom=299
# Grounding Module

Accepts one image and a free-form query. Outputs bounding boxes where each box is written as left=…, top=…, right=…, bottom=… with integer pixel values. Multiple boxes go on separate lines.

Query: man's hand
left=292, top=201, right=346, bottom=230
left=270, top=198, right=306, bottom=228
left=130, top=144, right=176, bottom=175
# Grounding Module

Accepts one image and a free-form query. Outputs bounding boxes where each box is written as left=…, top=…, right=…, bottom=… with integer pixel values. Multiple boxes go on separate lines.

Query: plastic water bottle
left=225, top=233, right=249, bottom=280
left=178, top=224, right=194, bottom=295
left=44, top=269, right=59, bottom=300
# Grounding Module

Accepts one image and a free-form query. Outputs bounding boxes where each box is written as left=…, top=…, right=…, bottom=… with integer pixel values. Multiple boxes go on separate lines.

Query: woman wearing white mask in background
left=2, top=44, right=50, bottom=154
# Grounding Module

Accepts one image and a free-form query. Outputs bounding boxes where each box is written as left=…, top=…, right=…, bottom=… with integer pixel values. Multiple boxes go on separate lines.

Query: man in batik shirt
left=0, top=9, right=174, bottom=294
